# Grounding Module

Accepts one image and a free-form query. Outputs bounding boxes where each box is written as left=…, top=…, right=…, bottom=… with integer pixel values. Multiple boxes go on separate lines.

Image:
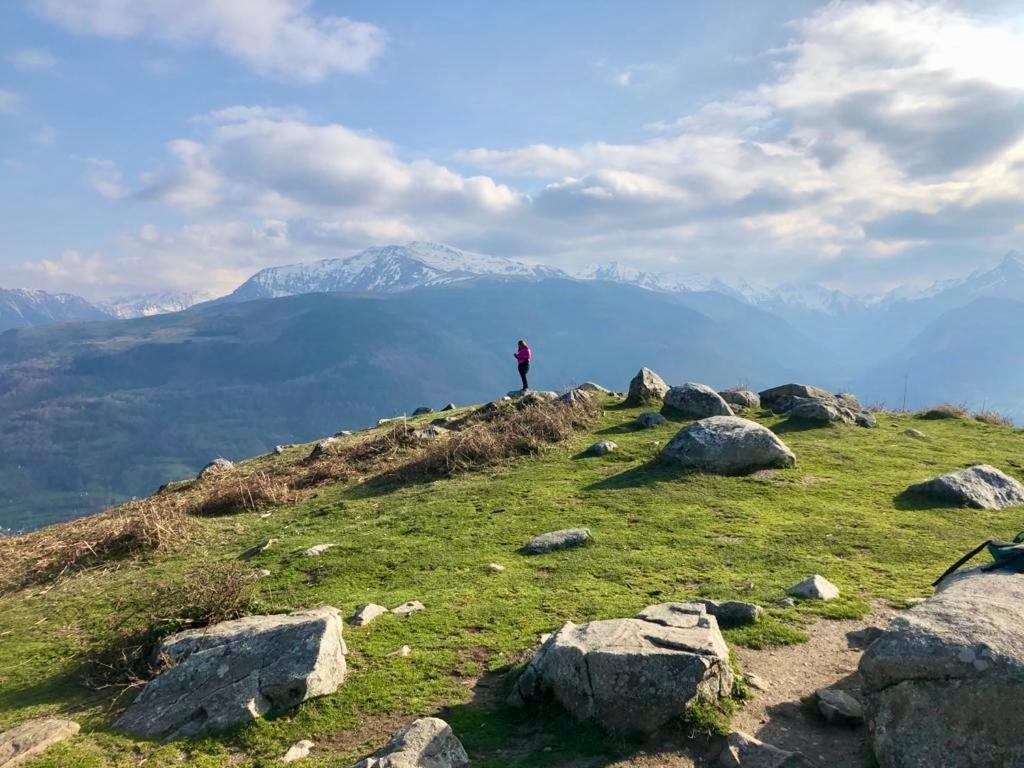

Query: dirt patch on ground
left=730, top=603, right=896, bottom=767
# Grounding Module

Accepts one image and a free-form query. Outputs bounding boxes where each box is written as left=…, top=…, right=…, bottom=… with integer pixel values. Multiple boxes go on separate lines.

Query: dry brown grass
left=973, top=409, right=1014, bottom=427
left=81, top=561, right=261, bottom=690
left=918, top=403, right=968, bottom=420
left=401, top=397, right=599, bottom=479
left=1, top=398, right=599, bottom=595
left=0, top=498, right=193, bottom=595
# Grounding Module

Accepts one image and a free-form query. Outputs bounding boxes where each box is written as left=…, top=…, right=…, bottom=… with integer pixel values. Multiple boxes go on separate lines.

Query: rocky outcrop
left=719, top=388, right=760, bottom=409
left=510, top=602, right=732, bottom=736
left=522, top=528, right=592, bottom=554
left=626, top=367, right=669, bottom=405
left=815, top=687, right=863, bottom=725
left=354, top=717, right=469, bottom=768
left=758, top=383, right=833, bottom=406
left=578, top=382, right=612, bottom=394
left=759, top=384, right=875, bottom=428
left=0, top=719, right=80, bottom=768
left=411, top=407, right=433, bottom=416
left=859, top=569, right=1024, bottom=768
left=412, top=425, right=449, bottom=441
left=664, top=383, right=734, bottom=418
left=636, top=412, right=667, bottom=428
left=198, top=458, right=234, bottom=480
left=115, top=607, right=347, bottom=739
left=904, top=464, right=1024, bottom=510
left=556, top=388, right=593, bottom=407
left=661, top=416, right=795, bottom=475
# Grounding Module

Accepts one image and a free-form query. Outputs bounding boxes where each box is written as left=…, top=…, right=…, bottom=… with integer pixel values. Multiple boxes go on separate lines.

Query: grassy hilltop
left=1, top=391, right=1022, bottom=767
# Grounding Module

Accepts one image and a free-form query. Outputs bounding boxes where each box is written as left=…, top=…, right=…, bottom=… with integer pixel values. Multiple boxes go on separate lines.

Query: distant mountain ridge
left=0, top=287, right=110, bottom=330
left=226, top=242, right=566, bottom=301
left=101, top=291, right=213, bottom=319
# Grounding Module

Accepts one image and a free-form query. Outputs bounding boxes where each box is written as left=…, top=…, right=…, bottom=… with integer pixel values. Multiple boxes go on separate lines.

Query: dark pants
left=518, top=361, right=529, bottom=390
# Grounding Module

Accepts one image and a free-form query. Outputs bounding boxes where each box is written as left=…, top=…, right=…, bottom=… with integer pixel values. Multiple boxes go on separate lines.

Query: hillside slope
left=0, top=278, right=827, bottom=531
left=1, top=392, right=1022, bottom=766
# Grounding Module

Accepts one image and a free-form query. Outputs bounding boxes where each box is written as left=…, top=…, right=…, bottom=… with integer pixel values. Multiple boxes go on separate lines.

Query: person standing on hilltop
left=515, top=339, right=532, bottom=391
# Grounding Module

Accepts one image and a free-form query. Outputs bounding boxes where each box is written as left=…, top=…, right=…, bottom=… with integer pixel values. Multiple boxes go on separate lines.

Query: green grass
left=2, top=398, right=1023, bottom=766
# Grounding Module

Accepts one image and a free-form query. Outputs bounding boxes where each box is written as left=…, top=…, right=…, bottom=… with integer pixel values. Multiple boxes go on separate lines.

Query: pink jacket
left=515, top=345, right=531, bottom=363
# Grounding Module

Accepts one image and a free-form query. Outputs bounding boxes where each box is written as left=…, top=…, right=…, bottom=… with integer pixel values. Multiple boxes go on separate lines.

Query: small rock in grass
left=636, top=411, right=667, bottom=428
left=274, top=445, right=285, bottom=455
left=0, top=719, right=80, bottom=767
left=351, top=604, right=388, bottom=627
left=334, top=430, right=354, bottom=437
left=412, top=407, right=433, bottom=416
left=259, top=512, right=271, bottom=519
left=254, top=568, right=272, bottom=579
left=585, top=440, right=617, bottom=456
left=697, top=599, right=764, bottom=627
left=522, top=528, right=592, bottom=554
left=392, top=601, right=425, bottom=616
left=388, top=645, right=412, bottom=658
left=309, top=438, right=340, bottom=459
left=788, top=575, right=840, bottom=601
left=717, top=730, right=812, bottom=767
left=281, top=739, right=315, bottom=763
left=578, top=382, right=612, bottom=394
left=441, top=402, right=457, bottom=411
left=776, top=597, right=797, bottom=609
left=486, top=563, right=506, bottom=573
left=744, top=673, right=771, bottom=692
left=902, top=428, right=927, bottom=439
left=240, top=538, right=277, bottom=560
left=303, top=543, right=334, bottom=557
left=815, top=687, right=864, bottom=725
left=353, top=717, right=468, bottom=768
left=905, top=464, right=1024, bottom=510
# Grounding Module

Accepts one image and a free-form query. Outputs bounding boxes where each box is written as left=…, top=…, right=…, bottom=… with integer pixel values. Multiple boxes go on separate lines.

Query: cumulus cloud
left=60, top=2, right=1024, bottom=296
left=10, top=48, right=58, bottom=71
left=31, top=0, right=386, bottom=81
left=22, top=250, right=108, bottom=286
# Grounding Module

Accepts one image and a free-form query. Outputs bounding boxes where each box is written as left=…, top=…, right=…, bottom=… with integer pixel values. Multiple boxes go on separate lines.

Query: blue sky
left=2, top=1, right=1024, bottom=299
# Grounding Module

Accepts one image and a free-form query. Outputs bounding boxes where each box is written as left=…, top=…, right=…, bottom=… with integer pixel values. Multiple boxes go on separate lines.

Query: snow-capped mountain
left=576, top=261, right=771, bottom=304
left=0, top=288, right=109, bottom=331
left=102, top=290, right=213, bottom=319
left=227, top=242, right=567, bottom=301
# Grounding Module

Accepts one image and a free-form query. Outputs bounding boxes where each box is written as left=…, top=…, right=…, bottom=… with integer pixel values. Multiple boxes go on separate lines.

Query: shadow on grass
left=770, top=418, right=833, bottom=435
left=584, top=460, right=682, bottom=491
left=0, top=663, right=107, bottom=722
left=891, top=488, right=958, bottom=511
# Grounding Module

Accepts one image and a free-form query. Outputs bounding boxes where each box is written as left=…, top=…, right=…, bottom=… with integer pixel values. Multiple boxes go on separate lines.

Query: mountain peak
left=228, top=242, right=566, bottom=302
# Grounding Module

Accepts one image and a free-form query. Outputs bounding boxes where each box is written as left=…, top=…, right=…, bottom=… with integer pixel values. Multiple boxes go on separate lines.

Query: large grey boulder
left=787, top=575, right=840, bottom=600
left=626, top=367, right=669, bottom=405
left=522, top=528, right=592, bottom=554
left=719, top=388, right=760, bottom=409
left=354, top=717, right=469, bottom=768
left=664, top=383, right=734, bottom=418
left=859, top=569, right=1024, bottom=768
left=717, top=731, right=812, bottom=767
left=758, top=383, right=833, bottom=406
left=510, top=602, right=732, bottom=736
left=904, top=464, right=1024, bottom=510
left=0, top=719, right=80, bottom=768
left=115, top=607, right=347, bottom=739
left=661, top=416, right=795, bottom=475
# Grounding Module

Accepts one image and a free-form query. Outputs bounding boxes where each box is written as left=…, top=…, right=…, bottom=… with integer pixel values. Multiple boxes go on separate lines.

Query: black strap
left=932, top=540, right=991, bottom=587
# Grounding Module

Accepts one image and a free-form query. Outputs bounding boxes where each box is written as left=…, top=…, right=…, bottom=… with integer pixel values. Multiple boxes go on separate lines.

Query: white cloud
left=22, top=250, right=108, bottom=286
left=0, top=89, right=20, bottom=114
left=82, top=158, right=128, bottom=199
left=10, top=48, right=58, bottom=71
left=55, top=2, right=1024, bottom=296
left=31, top=0, right=386, bottom=81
